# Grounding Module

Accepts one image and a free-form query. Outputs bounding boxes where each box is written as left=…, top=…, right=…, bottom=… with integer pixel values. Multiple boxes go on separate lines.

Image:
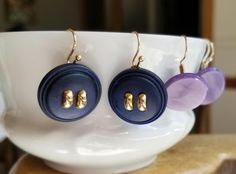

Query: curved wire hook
left=66, top=28, right=82, bottom=63
left=179, top=35, right=188, bottom=73
left=132, top=31, right=144, bottom=68
left=203, top=41, right=211, bottom=60
left=201, top=41, right=215, bottom=69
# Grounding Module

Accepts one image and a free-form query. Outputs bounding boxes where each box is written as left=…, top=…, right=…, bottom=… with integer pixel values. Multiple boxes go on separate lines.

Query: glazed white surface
left=0, top=32, right=207, bottom=174
left=0, top=92, right=6, bottom=142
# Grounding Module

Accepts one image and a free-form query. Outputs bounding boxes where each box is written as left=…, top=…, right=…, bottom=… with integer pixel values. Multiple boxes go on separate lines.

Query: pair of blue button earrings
left=38, top=29, right=225, bottom=124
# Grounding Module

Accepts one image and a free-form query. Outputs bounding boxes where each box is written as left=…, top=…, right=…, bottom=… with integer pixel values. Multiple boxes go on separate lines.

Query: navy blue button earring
left=108, top=32, right=168, bottom=124
left=38, top=29, right=101, bottom=122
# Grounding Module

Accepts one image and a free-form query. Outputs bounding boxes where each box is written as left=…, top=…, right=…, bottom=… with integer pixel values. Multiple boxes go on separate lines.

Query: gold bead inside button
left=124, top=92, right=134, bottom=111
left=62, top=90, right=73, bottom=109
left=77, top=89, right=87, bottom=109
left=137, top=93, right=147, bottom=112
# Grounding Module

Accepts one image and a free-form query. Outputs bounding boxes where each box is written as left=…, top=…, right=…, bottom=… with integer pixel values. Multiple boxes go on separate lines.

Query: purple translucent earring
left=198, top=41, right=225, bottom=105
left=165, top=36, right=208, bottom=111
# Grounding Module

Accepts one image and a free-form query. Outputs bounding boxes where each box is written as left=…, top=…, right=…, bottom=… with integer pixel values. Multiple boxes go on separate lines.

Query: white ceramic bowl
left=0, top=92, right=6, bottom=142
left=0, top=31, right=207, bottom=174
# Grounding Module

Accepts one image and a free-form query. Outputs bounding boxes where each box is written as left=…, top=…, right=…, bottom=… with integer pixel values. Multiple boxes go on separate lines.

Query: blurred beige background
left=212, top=0, right=236, bottom=133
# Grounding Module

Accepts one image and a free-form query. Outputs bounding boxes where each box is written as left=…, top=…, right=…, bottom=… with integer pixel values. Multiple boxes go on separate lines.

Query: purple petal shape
left=165, top=73, right=208, bottom=111
left=198, top=67, right=225, bottom=105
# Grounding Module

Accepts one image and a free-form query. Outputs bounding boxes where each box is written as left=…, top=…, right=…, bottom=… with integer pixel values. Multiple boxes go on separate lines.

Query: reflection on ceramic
left=0, top=125, right=5, bottom=143
left=0, top=92, right=6, bottom=142
left=0, top=32, right=207, bottom=174
left=0, top=126, right=6, bottom=143
left=9, top=154, right=27, bottom=174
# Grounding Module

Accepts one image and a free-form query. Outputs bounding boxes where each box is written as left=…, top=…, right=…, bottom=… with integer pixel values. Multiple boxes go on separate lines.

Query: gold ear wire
left=201, top=41, right=215, bottom=69
left=66, top=28, right=82, bottom=64
left=179, top=35, right=188, bottom=73
left=132, top=31, right=144, bottom=68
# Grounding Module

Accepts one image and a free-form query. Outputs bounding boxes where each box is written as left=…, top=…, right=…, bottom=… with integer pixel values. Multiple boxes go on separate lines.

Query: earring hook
left=202, top=41, right=211, bottom=61
left=201, top=41, right=215, bottom=69
left=132, top=31, right=144, bottom=68
left=179, top=35, right=187, bottom=73
left=66, top=28, right=82, bottom=64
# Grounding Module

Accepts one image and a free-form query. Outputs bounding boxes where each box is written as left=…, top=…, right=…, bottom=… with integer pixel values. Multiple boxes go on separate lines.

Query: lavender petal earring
left=165, top=36, right=208, bottom=111
left=198, top=41, right=225, bottom=105
left=108, top=32, right=167, bottom=124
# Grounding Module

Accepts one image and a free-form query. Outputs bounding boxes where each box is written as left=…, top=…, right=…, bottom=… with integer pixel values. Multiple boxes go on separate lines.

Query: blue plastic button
left=108, top=68, right=167, bottom=124
left=38, top=63, right=101, bottom=122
